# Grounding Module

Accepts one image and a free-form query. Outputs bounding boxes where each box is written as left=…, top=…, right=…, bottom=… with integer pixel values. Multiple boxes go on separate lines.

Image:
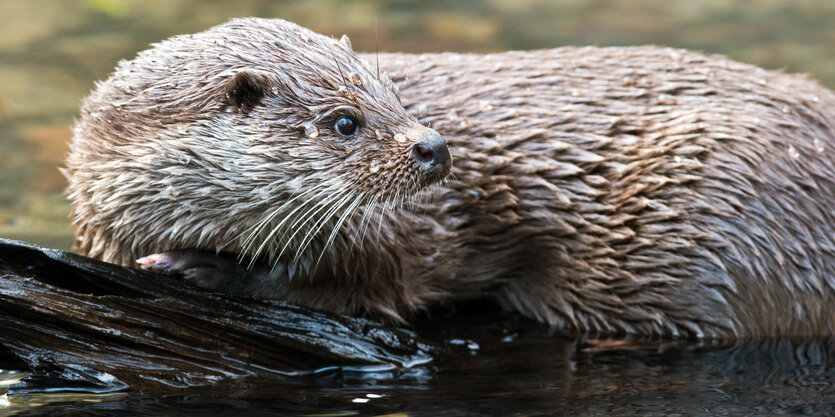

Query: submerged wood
left=0, top=238, right=433, bottom=394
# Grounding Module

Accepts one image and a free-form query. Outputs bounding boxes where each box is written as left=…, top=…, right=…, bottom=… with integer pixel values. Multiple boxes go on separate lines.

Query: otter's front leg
left=137, top=250, right=253, bottom=294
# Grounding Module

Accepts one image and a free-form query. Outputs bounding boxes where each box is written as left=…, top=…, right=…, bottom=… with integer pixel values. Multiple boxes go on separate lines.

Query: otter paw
left=137, top=250, right=246, bottom=291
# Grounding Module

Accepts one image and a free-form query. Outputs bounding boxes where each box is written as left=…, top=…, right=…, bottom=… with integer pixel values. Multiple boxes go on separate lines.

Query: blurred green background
left=1, top=0, right=833, bottom=249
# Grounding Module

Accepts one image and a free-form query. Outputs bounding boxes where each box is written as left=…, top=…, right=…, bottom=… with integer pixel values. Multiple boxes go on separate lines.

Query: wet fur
left=67, top=18, right=835, bottom=338
left=368, top=48, right=835, bottom=337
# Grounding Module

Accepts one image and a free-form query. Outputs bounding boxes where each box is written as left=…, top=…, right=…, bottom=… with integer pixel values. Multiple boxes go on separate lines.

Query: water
left=2, top=0, right=835, bottom=414
left=3, top=308, right=835, bottom=415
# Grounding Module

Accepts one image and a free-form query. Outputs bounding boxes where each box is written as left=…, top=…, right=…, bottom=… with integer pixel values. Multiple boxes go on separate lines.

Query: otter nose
left=411, top=131, right=451, bottom=172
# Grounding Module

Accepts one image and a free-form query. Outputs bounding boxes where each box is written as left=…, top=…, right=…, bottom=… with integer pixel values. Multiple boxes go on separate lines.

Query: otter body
left=67, top=18, right=835, bottom=338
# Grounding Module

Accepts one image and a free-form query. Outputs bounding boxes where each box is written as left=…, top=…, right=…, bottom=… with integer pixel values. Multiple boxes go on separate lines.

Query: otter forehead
left=105, top=18, right=408, bottom=125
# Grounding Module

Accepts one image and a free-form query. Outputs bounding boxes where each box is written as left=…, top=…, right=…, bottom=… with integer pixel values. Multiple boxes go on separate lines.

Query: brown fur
left=67, top=18, right=835, bottom=338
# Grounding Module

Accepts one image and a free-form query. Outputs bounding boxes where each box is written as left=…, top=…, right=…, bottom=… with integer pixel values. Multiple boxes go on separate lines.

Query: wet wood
left=0, top=239, right=433, bottom=394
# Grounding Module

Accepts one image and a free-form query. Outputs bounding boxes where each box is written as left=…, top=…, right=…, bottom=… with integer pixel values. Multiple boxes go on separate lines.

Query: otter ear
left=339, top=34, right=352, bottom=50
left=224, top=70, right=272, bottom=113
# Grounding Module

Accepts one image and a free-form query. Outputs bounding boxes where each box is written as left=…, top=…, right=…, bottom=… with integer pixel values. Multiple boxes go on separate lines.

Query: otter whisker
left=251, top=197, right=320, bottom=267
left=250, top=180, right=348, bottom=267
left=315, top=190, right=367, bottom=271
left=353, top=192, right=381, bottom=249
left=292, top=188, right=355, bottom=264
left=375, top=194, right=392, bottom=246
left=331, top=49, right=347, bottom=86
left=275, top=187, right=351, bottom=268
left=375, top=18, right=380, bottom=81
left=243, top=179, right=348, bottom=257
left=237, top=174, right=348, bottom=259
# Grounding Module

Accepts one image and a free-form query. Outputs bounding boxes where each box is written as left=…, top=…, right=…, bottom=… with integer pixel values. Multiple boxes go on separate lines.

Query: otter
left=66, top=18, right=835, bottom=338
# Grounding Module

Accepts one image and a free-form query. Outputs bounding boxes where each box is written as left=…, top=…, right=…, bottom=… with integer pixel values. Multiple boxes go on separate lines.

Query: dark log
left=0, top=239, right=434, bottom=395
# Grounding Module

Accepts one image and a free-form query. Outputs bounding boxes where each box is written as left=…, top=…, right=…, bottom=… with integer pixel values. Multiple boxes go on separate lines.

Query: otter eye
left=334, top=116, right=359, bottom=137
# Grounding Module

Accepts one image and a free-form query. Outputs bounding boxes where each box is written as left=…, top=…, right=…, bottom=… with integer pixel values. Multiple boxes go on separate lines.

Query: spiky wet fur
left=67, top=18, right=835, bottom=338
left=366, top=48, right=835, bottom=338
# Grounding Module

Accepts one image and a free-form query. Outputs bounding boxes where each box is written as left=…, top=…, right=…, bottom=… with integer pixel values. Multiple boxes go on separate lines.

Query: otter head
left=65, top=18, right=451, bottom=265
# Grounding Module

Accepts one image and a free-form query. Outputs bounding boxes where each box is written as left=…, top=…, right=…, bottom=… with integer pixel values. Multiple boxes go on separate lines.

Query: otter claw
left=137, top=253, right=173, bottom=272
left=136, top=250, right=248, bottom=293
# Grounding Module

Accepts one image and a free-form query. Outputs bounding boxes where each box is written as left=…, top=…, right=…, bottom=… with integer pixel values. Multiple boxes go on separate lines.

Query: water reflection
left=4, top=328, right=835, bottom=415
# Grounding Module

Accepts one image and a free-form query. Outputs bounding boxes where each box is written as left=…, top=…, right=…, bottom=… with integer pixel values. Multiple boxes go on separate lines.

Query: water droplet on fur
left=447, top=109, right=459, bottom=120
left=758, top=79, right=767, bottom=86
left=658, top=94, right=677, bottom=105
left=812, top=96, right=820, bottom=103
left=346, top=72, right=361, bottom=86
left=782, top=106, right=792, bottom=114
left=479, top=101, right=493, bottom=112
left=788, top=145, right=800, bottom=159
left=303, top=123, right=319, bottom=138
left=374, top=129, right=384, bottom=141
left=337, top=86, right=356, bottom=100
left=394, top=133, right=407, bottom=143
left=570, top=89, right=582, bottom=97
left=369, top=162, right=380, bottom=174
left=271, top=86, right=279, bottom=95
left=814, top=138, right=825, bottom=152
left=257, top=123, right=270, bottom=132
left=416, top=103, right=428, bottom=117
left=298, top=31, right=310, bottom=42
left=674, top=155, right=682, bottom=164
left=621, top=76, right=636, bottom=86
left=163, top=186, right=180, bottom=197
left=433, top=75, right=449, bottom=83
left=177, top=154, right=191, bottom=165
left=287, top=177, right=303, bottom=191
left=256, top=187, right=270, bottom=200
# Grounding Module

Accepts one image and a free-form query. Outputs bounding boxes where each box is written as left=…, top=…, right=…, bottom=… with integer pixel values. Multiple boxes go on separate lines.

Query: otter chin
left=67, top=18, right=835, bottom=339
